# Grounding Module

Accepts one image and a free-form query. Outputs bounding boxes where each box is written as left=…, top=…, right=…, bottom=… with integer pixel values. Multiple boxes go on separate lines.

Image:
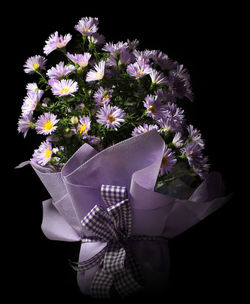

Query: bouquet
left=17, top=17, right=231, bottom=298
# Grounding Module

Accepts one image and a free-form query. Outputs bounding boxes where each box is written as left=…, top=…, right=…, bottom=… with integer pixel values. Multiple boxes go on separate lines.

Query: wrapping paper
left=17, top=130, right=231, bottom=296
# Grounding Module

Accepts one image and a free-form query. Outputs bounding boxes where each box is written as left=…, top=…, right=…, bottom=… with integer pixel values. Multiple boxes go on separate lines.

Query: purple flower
left=67, top=52, right=91, bottom=68
left=167, top=72, right=187, bottom=99
left=77, top=115, right=91, bottom=137
left=160, top=103, right=185, bottom=131
left=182, top=141, right=203, bottom=170
left=17, top=113, right=33, bottom=138
left=127, top=39, right=140, bottom=51
left=102, top=41, right=128, bottom=54
left=132, top=124, right=159, bottom=137
left=74, top=17, right=99, bottom=35
left=94, top=87, right=113, bottom=106
left=172, top=132, right=184, bottom=148
left=51, top=79, right=78, bottom=96
left=133, top=49, right=156, bottom=63
left=35, top=112, right=59, bottom=135
left=31, top=141, right=53, bottom=166
left=46, top=61, right=75, bottom=79
left=24, top=55, right=47, bottom=74
left=171, top=65, right=194, bottom=101
left=43, top=31, right=72, bottom=55
left=143, top=94, right=167, bottom=120
left=187, top=125, right=205, bottom=149
left=150, top=69, right=168, bottom=85
left=97, top=105, right=126, bottom=130
left=160, top=146, right=177, bottom=175
left=21, top=90, right=44, bottom=116
left=26, top=83, right=39, bottom=93
left=127, top=61, right=152, bottom=79
left=151, top=51, right=177, bottom=70
left=88, top=33, right=106, bottom=45
left=86, top=60, right=106, bottom=82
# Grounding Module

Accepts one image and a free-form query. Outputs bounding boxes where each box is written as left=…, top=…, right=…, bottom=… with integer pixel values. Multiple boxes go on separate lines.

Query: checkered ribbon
left=70, top=184, right=142, bottom=298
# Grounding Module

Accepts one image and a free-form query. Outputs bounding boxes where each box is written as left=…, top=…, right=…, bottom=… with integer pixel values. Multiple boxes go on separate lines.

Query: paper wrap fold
left=18, top=130, right=231, bottom=295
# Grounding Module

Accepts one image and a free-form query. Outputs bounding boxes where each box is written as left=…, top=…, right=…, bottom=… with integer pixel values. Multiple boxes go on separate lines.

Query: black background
left=3, top=2, right=246, bottom=302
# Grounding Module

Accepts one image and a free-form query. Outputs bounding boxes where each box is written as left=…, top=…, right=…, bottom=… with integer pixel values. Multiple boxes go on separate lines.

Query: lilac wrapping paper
left=19, top=130, right=231, bottom=295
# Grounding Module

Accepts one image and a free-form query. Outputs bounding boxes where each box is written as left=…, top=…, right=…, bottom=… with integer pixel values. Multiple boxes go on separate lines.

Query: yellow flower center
left=56, top=41, right=63, bottom=48
left=33, top=63, right=40, bottom=70
left=107, top=115, right=115, bottom=123
left=60, top=87, right=70, bottom=94
left=95, top=73, right=104, bottom=80
left=148, top=105, right=157, bottom=113
left=44, top=121, right=53, bottom=131
left=83, top=27, right=90, bottom=32
left=161, top=156, right=168, bottom=167
left=136, top=69, right=143, bottom=77
left=44, top=149, right=52, bottom=159
left=79, top=124, right=87, bottom=134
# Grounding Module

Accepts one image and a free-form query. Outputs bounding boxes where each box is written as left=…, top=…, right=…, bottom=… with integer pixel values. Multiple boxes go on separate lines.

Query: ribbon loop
left=75, top=184, right=142, bottom=298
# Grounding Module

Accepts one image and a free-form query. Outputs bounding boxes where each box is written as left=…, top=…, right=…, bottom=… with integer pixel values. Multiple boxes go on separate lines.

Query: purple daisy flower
left=94, top=87, right=113, bottom=106
left=86, top=60, right=106, bottom=82
left=161, top=103, right=185, bottom=131
left=51, top=79, right=78, bottom=96
left=88, top=33, right=106, bottom=45
left=143, top=94, right=167, bottom=120
left=74, top=17, right=99, bottom=35
left=187, top=125, right=205, bottom=149
left=160, top=146, right=177, bottom=175
left=152, top=51, right=177, bottom=71
left=172, top=132, right=184, bottom=148
left=67, top=52, right=92, bottom=68
left=31, top=141, right=53, bottom=166
left=127, top=60, right=152, bottom=79
left=150, top=69, right=168, bottom=85
left=131, top=124, right=159, bottom=137
left=182, top=141, right=203, bottom=169
left=46, top=61, right=75, bottom=79
left=77, top=115, right=91, bottom=137
left=24, top=55, right=47, bottom=74
left=167, top=72, right=187, bottom=99
left=97, top=105, right=126, bottom=130
left=17, top=113, right=34, bottom=138
left=43, top=31, right=72, bottom=55
left=26, top=83, right=39, bottom=93
left=35, top=112, right=59, bottom=135
left=102, top=41, right=128, bottom=55
left=156, top=88, right=176, bottom=104
left=21, top=90, right=44, bottom=116
left=133, top=49, right=156, bottom=63
left=127, top=39, right=140, bottom=51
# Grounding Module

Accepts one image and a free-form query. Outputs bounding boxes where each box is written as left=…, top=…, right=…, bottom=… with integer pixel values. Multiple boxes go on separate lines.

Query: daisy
left=187, top=125, right=205, bottom=149
left=43, top=31, right=72, bottom=55
left=97, top=105, right=125, bottom=130
left=21, top=90, right=44, bottom=116
left=127, top=60, right=152, bottom=79
left=162, top=103, right=185, bottom=131
left=86, top=60, right=106, bottom=82
left=143, top=94, right=167, bottom=120
left=172, top=132, right=184, bottom=148
left=77, top=115, right=91, bottom=137
left=74, top=17, right=99, bottom=35
left=51, top=79, right=78, bottom=96
left=35, top=113, right=59, bottom=135
left=182, top=141, right=204, bottom=170
left=46, top=61, right=75, bottom=79
left=67, top=52, right=91, bottom=68
left=160, top=146, right=177, bottom=176
left=93, top=87, right=113, bottom=106
left=17, top=113, right=34, bottom=138
left=31, top=141, right=53, bottom=166
left=132, top=124, right=159, bottom=137
left=150, top=70, right=168, bottom=85
left=88, top=33, right=106, bottom=45
left=102, top=41, right=128, bottom=55
left=26, top=83, right=39, bottom=93
left=151, top=51, right=177, bottom=71
left=24, top=55, right=47, bottom=74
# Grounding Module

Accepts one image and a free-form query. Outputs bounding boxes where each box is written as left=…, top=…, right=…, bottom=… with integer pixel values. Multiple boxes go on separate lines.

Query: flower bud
left=70, top=116, right=78, bottom=124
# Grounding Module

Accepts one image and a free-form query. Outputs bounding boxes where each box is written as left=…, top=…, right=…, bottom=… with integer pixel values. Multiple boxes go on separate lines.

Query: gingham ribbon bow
left=71, top=184, right=142, bottom=298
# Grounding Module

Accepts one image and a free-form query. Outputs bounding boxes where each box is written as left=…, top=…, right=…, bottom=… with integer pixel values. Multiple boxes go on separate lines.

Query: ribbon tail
left=91, top=269, right=113, bottom=298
